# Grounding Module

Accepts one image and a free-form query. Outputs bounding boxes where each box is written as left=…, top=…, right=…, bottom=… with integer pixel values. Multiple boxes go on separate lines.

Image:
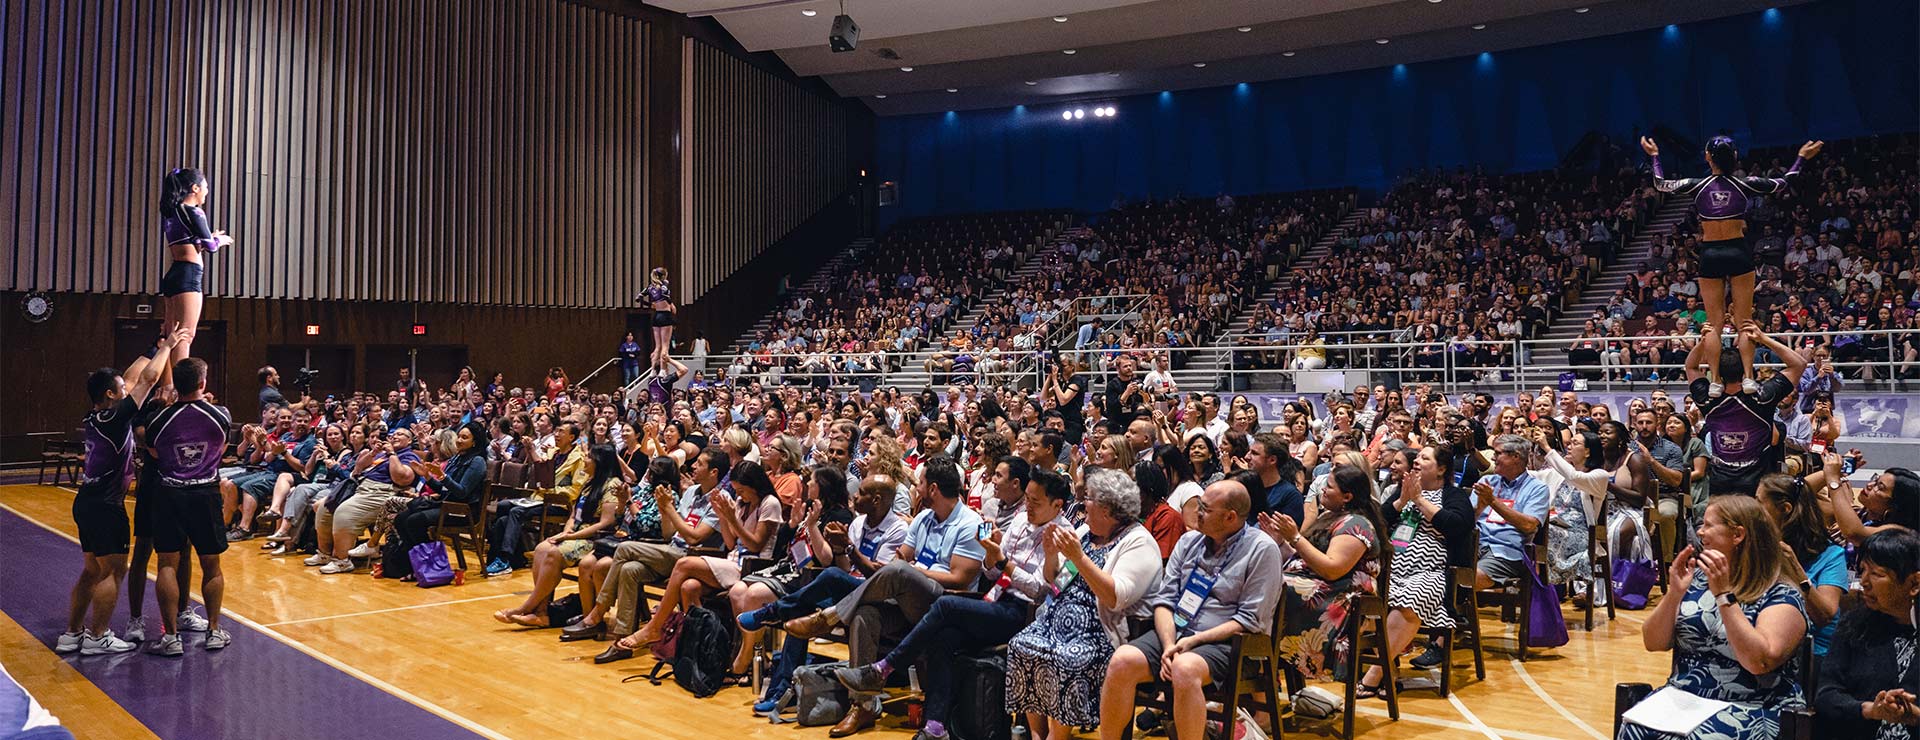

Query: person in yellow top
left=1291, top=328, right=1328, bottom=371
left=485, top=421, right=585, bottom=576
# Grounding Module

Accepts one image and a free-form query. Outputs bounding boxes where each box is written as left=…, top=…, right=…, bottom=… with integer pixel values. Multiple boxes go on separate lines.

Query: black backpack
left=650, top=606, right=735, bottom=697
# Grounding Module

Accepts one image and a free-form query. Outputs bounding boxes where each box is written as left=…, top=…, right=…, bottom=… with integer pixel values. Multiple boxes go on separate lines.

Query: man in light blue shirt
left=1472, top=434, right=1550, bottom=589
left=783, top=457, right=985, bottom=671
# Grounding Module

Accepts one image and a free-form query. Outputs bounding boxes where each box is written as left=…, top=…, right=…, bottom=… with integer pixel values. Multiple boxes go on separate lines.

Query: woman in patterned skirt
left=1006, top=473, right=1160, bottom=739
left=1536, top=427, right=1609, bottom=593
left=1260, top=466, right=1387, bottom=680
left=1357, top=444, right=1474, bottom=697
left=1618, top=496, right=1807, bottom=740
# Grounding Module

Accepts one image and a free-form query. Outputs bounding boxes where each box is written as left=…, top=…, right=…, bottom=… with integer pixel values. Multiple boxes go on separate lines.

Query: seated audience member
left=733, top=475, right=909, bottom=633
left=1260, top=466, right=1387, bottom=680
left=485, top=421, right=587, bottom=576
left=558, top=457, right=680, bottom=642
left=608, top=461, right=783, bottom=661
left=1819, top=454, right=1920, bottom=545
left=394, top=421, right=490, bottom=549
left=1096, top=479, right=1283, bottom=740
left=308, top=428, right=419, bottom=574
left=1007, top=468, right=1159, bottom=740
left=781, top=457, right=984, bottom=737
left=1157, top=443, right=1206, bottom=531
left=1470, top=434, right=1549, bottom=590
left=719, top=466, right=855, bottom=674
left=1359, top=445, right=1473, bottom=688
left=1756, top=473, right=1847, bottom=657
left=1247, top=432, right=1306, bottom=521
left=494, top=446, right=627, bottom=626
left=580, top=448, right=727, bottom=663
left=1814, top=529, right=1920, bottom=736
left=1134, top=460, right=1186, bottom=556
left=263, top=423, right=356, bottom=553
left=981, top=455, right=1033, bottom=531
left=1619, top=496, right=1807, bottom=740
left=830, top=468, right=1078, bottom=739
left=1534, top=427, right=1609, bottom=598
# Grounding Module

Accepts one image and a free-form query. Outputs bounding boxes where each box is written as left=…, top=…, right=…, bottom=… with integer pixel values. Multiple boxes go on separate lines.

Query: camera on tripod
left=293, top=366, right=320, bottom=394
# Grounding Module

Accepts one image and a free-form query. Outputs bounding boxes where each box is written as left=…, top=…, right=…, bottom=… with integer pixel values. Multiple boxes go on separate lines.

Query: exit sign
left=304, top=325, right=320, bottom=336
left=411, top=323, right=429, bottom=336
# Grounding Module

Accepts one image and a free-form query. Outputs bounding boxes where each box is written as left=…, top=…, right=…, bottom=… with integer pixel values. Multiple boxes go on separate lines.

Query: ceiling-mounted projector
left=830, top=13, right=859, bottom=52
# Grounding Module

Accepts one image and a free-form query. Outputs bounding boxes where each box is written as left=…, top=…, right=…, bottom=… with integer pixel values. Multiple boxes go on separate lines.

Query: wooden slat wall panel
left=1, top=0, right=648, bottom=308
left=681, top=39, right=849, bottom=303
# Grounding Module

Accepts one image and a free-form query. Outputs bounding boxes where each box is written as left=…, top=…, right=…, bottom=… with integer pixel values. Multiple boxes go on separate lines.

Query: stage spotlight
left=1073, top=108, right=1084, bottom=119
left=1062, top=110, right=1073, bottom=120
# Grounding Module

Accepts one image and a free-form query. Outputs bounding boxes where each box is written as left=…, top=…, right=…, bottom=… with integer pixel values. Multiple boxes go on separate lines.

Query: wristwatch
left=1827, top=479, right=1842, bottom=490
left=1797, top=579, right=1813, bottom=593
left=1715, top=592, right=1739, bottom=608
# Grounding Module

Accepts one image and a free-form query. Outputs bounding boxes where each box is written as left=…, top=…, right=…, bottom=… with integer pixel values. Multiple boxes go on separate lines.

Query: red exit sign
left=304, top=325, right=320, bottom=336
left=411, top=323, right=429, bottom=336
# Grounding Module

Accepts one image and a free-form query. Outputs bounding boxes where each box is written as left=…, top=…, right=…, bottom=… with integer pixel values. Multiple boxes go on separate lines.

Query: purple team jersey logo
left=1710, top=191, right=1731, bottom=207
left=1718, top=431, right=1748, bottom=452
left=177, top=442, right=208, bottom=466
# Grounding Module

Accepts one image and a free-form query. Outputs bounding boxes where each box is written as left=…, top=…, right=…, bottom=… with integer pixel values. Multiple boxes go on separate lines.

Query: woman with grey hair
left=1006, top=468, right=1162, bottom=740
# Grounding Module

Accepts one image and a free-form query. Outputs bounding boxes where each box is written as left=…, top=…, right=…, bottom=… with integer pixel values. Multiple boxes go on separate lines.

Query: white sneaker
left=123, top=621, right=146, bottom=644
left=1707, top=382, right=1725, bottom=399
left=205, top=628, right=232, bottom=651
left=304, top=553, right=332, bottom=566
left=80, top=630, right=138, bottom=655
left=149, top=633, right=185, bottom=657
left=1741, top=379, right=1759, bottom=395
left=346, top=543, right=378, bottom=559
left=319, top=558, right=357, bottom=574
left=54, top=631, right=82, bottom=654
left=177, top=608, right=210, bottom=633
left=268, top=544, right=294, bottom=556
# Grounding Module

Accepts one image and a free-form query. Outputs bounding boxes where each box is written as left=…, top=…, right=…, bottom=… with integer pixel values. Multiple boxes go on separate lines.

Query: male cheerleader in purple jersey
left=1642, top=135, right=1822, bottom=392
left=53, top=330, right=186, bottom=656
left=143, top=358, right=235, bottom=655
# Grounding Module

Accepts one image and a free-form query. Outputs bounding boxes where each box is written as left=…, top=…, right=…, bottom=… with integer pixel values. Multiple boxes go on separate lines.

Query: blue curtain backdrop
left=874, top=0, right=1917, bottom=223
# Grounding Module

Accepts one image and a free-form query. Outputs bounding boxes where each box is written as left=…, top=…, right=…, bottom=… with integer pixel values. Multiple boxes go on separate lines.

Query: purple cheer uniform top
left=1651, top=156, right=1804, bottom=222
left=162, top=204, right=225, bottom=253
left=77, top=397, right=142, bottom=503
left=1689, top=375, right=1792, bottom=492
left=144, top=399, right=232, bottom=488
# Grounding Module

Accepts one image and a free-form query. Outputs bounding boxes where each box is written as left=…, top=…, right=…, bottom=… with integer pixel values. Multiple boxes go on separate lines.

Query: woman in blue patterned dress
left=1005, top=472, right=1161, bottom=739
left=1619, top=496, right=1809, bottom=740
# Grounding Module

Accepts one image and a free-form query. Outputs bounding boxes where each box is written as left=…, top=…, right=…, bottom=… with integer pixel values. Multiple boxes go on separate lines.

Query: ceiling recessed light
left=1062, top=111, right=1073, bottom=120
left=899, top=66, right=913, bottom=72
left=801, top=8, right=817, bottom=16
left=1428, top=0, right=1443, bottom=3
left=1052, top=16, right=1068, bottom=23
left=1024, top=80, right=1038, bottom=86
left=1062, top=49, right=1076, bottom=55
left=1375, top=38, right=1390, bottom=44
left=1237, top=26, right=1252, bottom=32
left=945, top=88, right=958, bottom=93
left=874, top=94, right=886, bottom=99
left=1472, top=23, right=1487, bottom=30
left=1574, top=6, right=1590, bottom=12
left=1192, top=62, right=1207, bottom=67
left=1282, top=51, right=1296, bottom=57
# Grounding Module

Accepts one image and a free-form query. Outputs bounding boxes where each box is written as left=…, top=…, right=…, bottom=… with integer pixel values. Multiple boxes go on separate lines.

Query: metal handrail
left=574, top=356, right=623, bottom=388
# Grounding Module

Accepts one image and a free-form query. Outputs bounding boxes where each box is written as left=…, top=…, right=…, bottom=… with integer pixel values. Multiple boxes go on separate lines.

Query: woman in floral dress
left=1259, top=466, right=1389, bottom=679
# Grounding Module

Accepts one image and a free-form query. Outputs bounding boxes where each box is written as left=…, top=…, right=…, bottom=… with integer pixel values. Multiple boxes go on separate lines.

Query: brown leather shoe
left=828, top=703, right=877, bottom=738
left=783, top=610, right=839, bottom=640
left=592, top=645, right=635, bottom=664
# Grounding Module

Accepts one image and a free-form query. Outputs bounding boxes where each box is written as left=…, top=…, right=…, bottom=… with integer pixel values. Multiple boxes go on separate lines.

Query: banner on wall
left=1237, top=391, right=1919, bottom=439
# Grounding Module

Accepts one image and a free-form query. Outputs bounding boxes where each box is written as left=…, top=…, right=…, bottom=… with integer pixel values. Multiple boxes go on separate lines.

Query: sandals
left=508, top=612, right=549, bottom=628
left=1353, top=681, right=1384, bottom=700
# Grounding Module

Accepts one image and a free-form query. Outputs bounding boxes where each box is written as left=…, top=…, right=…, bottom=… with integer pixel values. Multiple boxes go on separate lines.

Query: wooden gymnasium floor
left=0, top=483, right=1671, bottom=740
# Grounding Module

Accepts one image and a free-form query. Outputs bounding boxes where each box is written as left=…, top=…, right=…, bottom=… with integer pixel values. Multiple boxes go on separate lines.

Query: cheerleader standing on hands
left=158, top=168, right=233, bottom=366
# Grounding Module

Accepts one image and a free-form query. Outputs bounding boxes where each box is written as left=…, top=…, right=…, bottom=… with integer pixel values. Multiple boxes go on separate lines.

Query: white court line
left=1, top=502, right=514, bottom=740
left=1353, top=706, right=1558, bottom=740
left=1511, top=659, right=1609, bottom=740
left=261, top=592, right=523, bottom=627
left=1446, top=692, right=1505, bottom=740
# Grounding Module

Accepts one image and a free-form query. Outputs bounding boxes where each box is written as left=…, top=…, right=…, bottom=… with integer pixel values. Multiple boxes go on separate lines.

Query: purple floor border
left=0, top=507, right=483, bottom=740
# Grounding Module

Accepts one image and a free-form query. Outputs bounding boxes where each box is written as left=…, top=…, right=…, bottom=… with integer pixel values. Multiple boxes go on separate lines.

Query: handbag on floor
left=1522, top=549, right=1569, bottom=649
left=1610, top=514, right=1658, bottom=610
left=410, top=541, right=456, bottom=588
left=793, top=661, right=851, bottom=727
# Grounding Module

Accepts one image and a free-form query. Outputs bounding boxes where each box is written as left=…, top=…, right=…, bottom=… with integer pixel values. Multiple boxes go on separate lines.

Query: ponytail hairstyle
left=160, top=168, right=205, bottom=216
left=1705, top=136, right=1739, bottom=173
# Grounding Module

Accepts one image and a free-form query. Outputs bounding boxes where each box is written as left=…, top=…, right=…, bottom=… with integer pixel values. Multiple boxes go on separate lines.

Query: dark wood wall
left=0, top=290, right=631, bottom=457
